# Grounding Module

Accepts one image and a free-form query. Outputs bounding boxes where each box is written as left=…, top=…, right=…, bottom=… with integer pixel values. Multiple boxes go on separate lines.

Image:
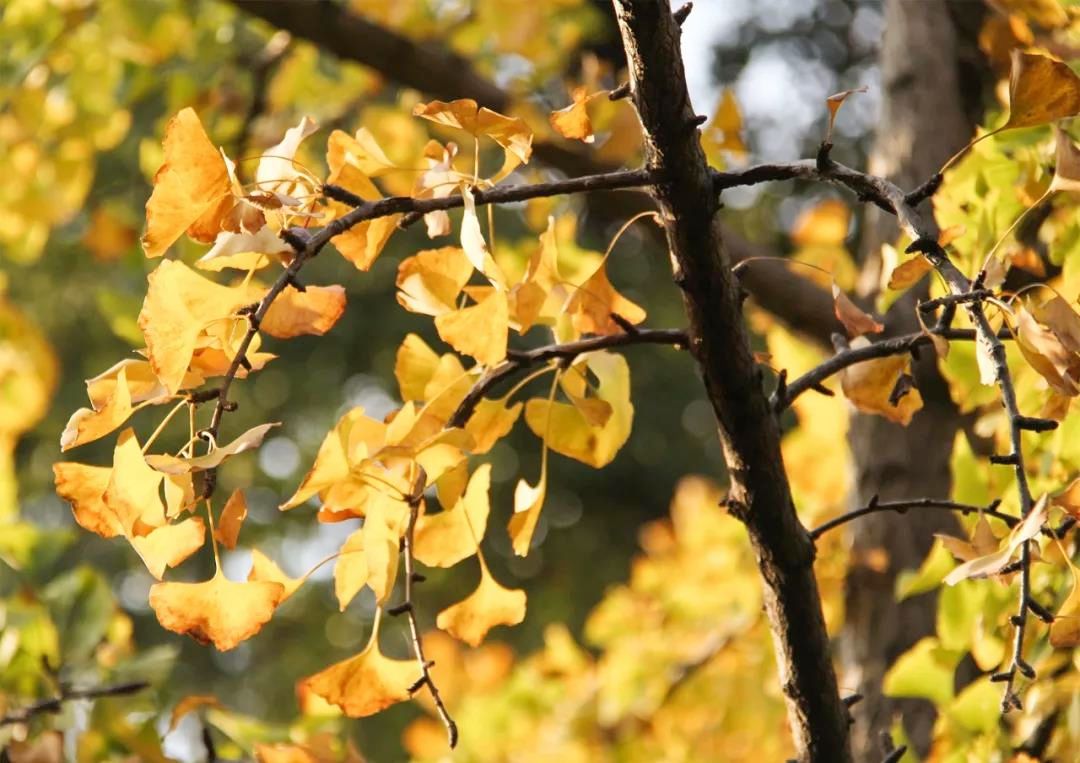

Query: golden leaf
left=259, top=284, right=347, bottom=339
left=1051, top=126, right=1080, bottom=193
left=887, top=256, right=933, bottom=291
left=1005, top=51, right=1080, bottom=129
left=824, top=87, right=868, bottom=142
left=508, top=474, right=546, bottom=557
left=130, top=518, right=206, bottom=580
left=60, top=366, right=134, bottom=451
left=147, top=423, right=279, bottom=475
left=436, top=560, right=527, bottom=646
left=334, top=528, right=368, bottom=611
left=149, top=571, right=285, bottom=650
left=248, top=549, right=302, bottom=600
left=53, top=462, right=122, bottom=539
left=396, top=246, right=474, bottom=316
left=839, top=339, right=923, bottom=424
left=413, top=98, right=533, bottom=165
left=549, top=87, right=595, bottom=144
left=104, top=428, right=166, bottom=535
left=414, top=464, right=491, bottom=568
left=141, top=108, right=231, bottom=257
left=791, top=199, right=850, bottom=247
left=1050, top=569, right=1080, bottom=647
left=434, top=288, right=509, bottom=367
left=301, top=634, right=422, bottom=717
left=943, top=496, right=1047, bottom=585
left=464, top=397, right=522, bottom=455
left=215, top=489, right=247, bottom=550
left=833, top=283, right=884, bottom=337
left=568, top=261, right=646, bottom=336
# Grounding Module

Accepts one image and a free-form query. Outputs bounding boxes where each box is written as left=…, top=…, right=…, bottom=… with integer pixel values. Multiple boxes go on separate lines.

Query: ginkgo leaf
left=302, top=636, right=423, bottom=718
left=362, top=495, right=407, bottom=604
left=104, top=428, right=166, bottom=535
left=334, top=528, right=368, bottom=611
left=395, top=334, right=442, bottom=402
left=824, top=86, right=868, bottom=142
left=434, top=288, right=509, bottom=367
left=141, top=108, right=231, bottom=257
left=413, top=99, right=533, bottom=165
left=701, top=88, right=747, bottom=163
left=61, top=365, right=134, bottom=451
left=460, top=186, right=506, bottom=285
left=248, top=549, right=302, bottom=600
left=414, top=140, right=465, bottom=238
left=396, top=246, right=474, bottom=316
left=887, top=256, right=933, bottom=291
left=414, top=464, right=491, bottom=568
left=130, top=517, right=206, bottom=580
left=164, top=472, right=195, bottom=519
left=839, top=338, right=923, bottom=424
left=550, top=87, right=595, bottom=144
left=324, top=139, right=400, bottom=270
left=833, top=283, right=883, bottom=337
left=568, top=261, right=646, bottom=336
left=524, top=352, right=633, bottom=468
left=215, top=489, right=247, bottom=550
left=1051, top=476, right=1080, bottom=518
left=1031, top=295, right=1080, bottom=354
left=1014, top=306, right=1080, bottom=396
left=464, top=397, right=522, bottom=454
left=935, top=513, right=1000, bottom=563
left=326, top=127, right=397, bottom=178
left=149, top=571, right=285, bottom=651
left=508, top=474, right=547, bottom=557
left=1004, top=51, right=1080, bottom=130
left=254, top=115, right=319, bottom=200
left=53, top=462, right=122, bottom=539
left=943, top=496, right=1048, bottom=585
left=198, top=226, right=289, bottom=271
left=259, top=285, right=347, bottom=339
left=147, top=423, right=279, bottom=475
left=1050, top=569, right=1080, bottom=647
left=85, top=359, right=173, bottom=409
left=436, top=560, right=526, bottom=646
left=138, top=260, right=253, bottom=393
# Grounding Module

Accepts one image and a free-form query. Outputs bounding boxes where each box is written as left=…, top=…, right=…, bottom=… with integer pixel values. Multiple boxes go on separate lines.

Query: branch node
left=1027, top=598, right=1055, bottom=623
left=222, top=400, right=239, bottom=413
left=989, top=453, right=1020, bottom=466
left=673, top=2, right=693, bottom=25
left=1014, top=415, right=1058, bottom=433
left=608, top=82, right=631, bottom=101
left=816, top=141, right=834, bottom=171
left=990, top=670, right=1014, bottom=683
left=279, top=227, right=310, bottom=253
left=610, top=312, right=639, bottom=334
left=904, top=173, right=943, bottom=206
left=387, top=602, right=413, bottom=616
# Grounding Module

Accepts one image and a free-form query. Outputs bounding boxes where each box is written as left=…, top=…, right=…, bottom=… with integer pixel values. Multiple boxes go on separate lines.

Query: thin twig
left=809, top=497, right=1011, bottom=541
left=398, top=470, right=458, bottom=748
left=0, top=681, right=148, bottom=728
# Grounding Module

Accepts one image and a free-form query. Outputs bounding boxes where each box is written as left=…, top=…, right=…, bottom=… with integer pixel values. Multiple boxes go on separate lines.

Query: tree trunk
left=843, top=1, right=987, bottom=757
left=612, top=2, right=852, bottom=760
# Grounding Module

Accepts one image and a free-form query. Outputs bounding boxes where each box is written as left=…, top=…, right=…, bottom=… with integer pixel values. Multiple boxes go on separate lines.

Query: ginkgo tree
left=9, top=0, right=1080, bottom=761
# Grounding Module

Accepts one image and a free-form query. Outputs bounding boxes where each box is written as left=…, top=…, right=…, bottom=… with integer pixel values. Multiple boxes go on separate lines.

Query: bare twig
left=0, top=681, right=148, bottom=728
left=809, top=496, right=1011, bottom=541
left=397, top=470, right=457, bottom=748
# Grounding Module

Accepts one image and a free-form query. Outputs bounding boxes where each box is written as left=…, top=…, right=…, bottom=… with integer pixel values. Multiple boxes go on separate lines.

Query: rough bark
left=843, top=1, right=987, bottom=757
left=612, top=2, right=851, bottom=760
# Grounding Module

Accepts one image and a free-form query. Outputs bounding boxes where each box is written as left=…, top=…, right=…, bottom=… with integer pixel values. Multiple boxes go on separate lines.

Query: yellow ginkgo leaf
left=149, top=571, right=285, bottom=651
left=1051, top=126, right=1080, bottom=194
left=460, top=186, right=506, bottom=286
left=508, top=474, right=547, bottom=557
left=824, top=86, right=868, bottom=142
left=568, top=261, right=646, bottom=336
left=943, top=496, right=1048, bottom=585
left=396, top=246, right=474, bottom=316
left=130, top=517, right=206, bottom=580
left=142, top=108, right=231, bottom=257
left=197, top=227, right=288, bottom=271
left=334, top=528, right=368, bottom=611
left=61, top=365, right=134, bottom=451
left=103, top=428, right=166, bottom=535
left=839, top=339, right=923, bottom=425
left=436, top=560, right=527, bottom=646
left=85, top=359, right=172, bottom=409
left=464, top=397, right=522, bottom=454
left=833, top=283, right=884, bottom=337
left=248, top=549, right=303, bottom=600
left=255, top=115, right=319, bottom=201
left=1050, top=568, right=1080, bottom=647
left=701, top=88, right=746, bottom=165
left=147, top=422, right=279, bottom=475
left=524, top=352, right=633, bottom=468
left=1005, top=51, right=1080, bottom=129
left=413, top=99, right=533, bottom=165
left=302, top=633, right=423, bottom=717
left=252, top=284, right=346, bottom=339
left=215, top=489, right=247, bottom=550
left=1032, top=294, right=1080, bottom=354
left=327, top=127, right=398, bottom=178
left=550, top=87, right=595, bottom=144
left=434, top=288, right=509, bottom=367
left=325, top=140, right=400, bottom=270
left=414, top=464, right=491, bottom=568
left=1014, top=306, right=1080, bottom=396
left=138, top=260, right=253, bottom=393
left=887, top=256, right=933, bottom=291
left=362, top=495, right=408, bottom=604
left=53, top=462, right=122, bottom=539
left=396, top=334, right=442, bottom=402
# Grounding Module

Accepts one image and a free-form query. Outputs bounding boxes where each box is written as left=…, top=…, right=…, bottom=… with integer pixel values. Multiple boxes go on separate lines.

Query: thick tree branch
left=612, top=2, right=852, bottom=760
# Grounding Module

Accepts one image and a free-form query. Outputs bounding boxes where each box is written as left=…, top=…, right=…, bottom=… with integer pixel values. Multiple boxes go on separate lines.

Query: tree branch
left=0, top=681, right=148, bottom=728
left=809, top=497, right=1011, bottom=541
left=612, top=2, right=853, bottom=760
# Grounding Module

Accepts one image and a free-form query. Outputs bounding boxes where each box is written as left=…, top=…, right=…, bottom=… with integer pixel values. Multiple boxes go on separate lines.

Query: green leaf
left=896, top=540, right=955, bottom=601
left=882, top=637, right=959, bottom=706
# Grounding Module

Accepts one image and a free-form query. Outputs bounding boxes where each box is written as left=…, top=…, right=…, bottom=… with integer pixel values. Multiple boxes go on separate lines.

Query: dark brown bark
left=842, top=1, right=988, bottom=757
left=611, top=2, right=851, bottom=760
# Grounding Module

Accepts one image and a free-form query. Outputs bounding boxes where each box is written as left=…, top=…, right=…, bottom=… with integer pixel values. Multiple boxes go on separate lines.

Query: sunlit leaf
left=215, top=489, right=247, bottom=550
left=259, top=284, right=347, bottom=339
left=434, top=287, right=508, bottom=367
left=839, top=338, right=923, bottom=424
left=149, top=571, right=285, bottom=651
left=414, top=464, right=491, bottom=568
left=550, top=87, right=595, bottom=144
left=436, top=560, right=527, bottom=646
left=396, top=246, right=474, bottom=316
left=413, top=98, right=533, bottom=165
left=1004, top=51, right=1080, bottom=129
left=833, top=283, right=883, bottom=337
left=887, top=256, right=933, bottom=291
left=943, top=495, right=1047, bottom=585
left=824, top=86, right=868, bottom=142
left=334, top=528, right=368, bottom=611
left=1050, top=567, right=1080, bottom=647
left=147, top=423, right=279, bottom=475
left=301, top=633, right=422, bottom=717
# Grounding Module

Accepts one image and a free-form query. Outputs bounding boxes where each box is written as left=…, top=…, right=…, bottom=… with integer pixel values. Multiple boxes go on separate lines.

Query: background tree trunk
left=842, top=1, right=988, bottom=757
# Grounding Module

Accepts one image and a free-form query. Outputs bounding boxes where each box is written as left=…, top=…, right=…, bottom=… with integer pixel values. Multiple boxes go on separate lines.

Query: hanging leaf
left=887, top=256, right=933, bottom=291
left=839, top=338, right=923, bottom=424
left=214, top=489, right=247, bottom=550
left=943, top=495, right=1048, bottom=585
left=824, top=86, right=868, bottom=142
left=302, top=635, right=423, bottom=717
left=413, top=99, right=533, bottom=166
left=1050, top=568, right=1080, bottom=647
left=833, top=283, right=884, bottom=337
left=550, top=87, right=596, bottom=144
left=436, top=560, right=527, bottom=646
left=334, top=528, right=368, bottom=611
left=1004, top=51, right=1080, bottom=130
left=434, top=287, right=509, bottom=367
left=414, top=464, right=491, bottom=568
left=146, top=423, right=279, bottom=474
left=149, top=571, right=285, bottom=650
